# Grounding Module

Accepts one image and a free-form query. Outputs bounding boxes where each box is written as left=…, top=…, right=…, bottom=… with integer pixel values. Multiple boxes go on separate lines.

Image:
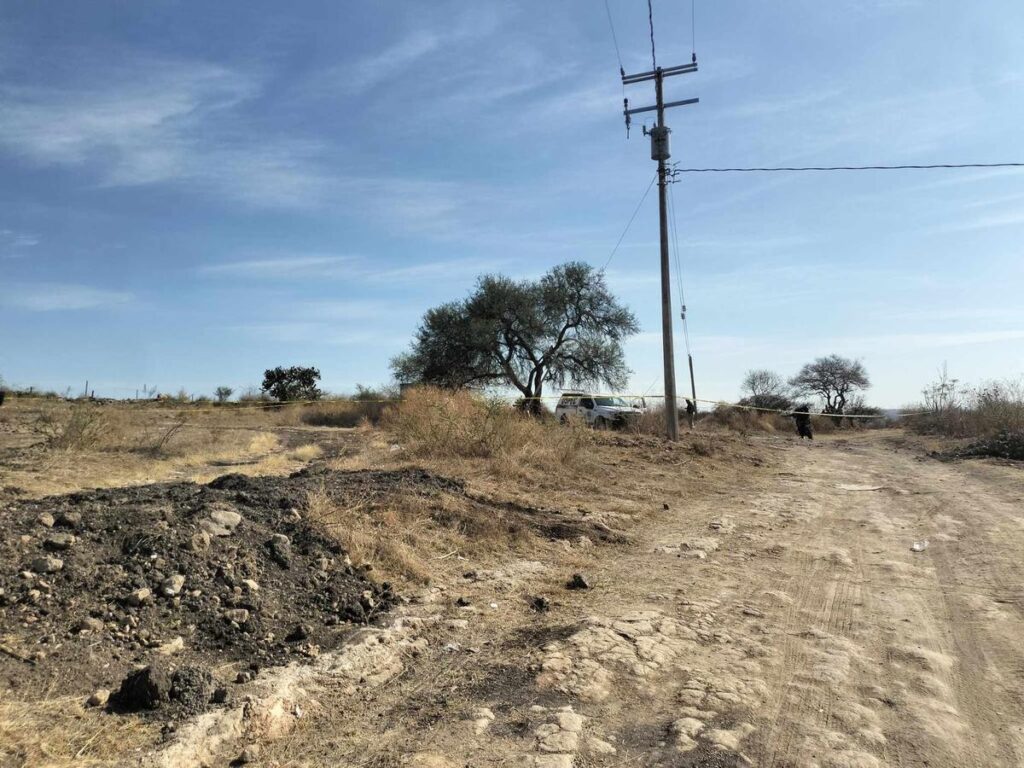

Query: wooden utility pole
left=622, top=60, right=698, bottom=441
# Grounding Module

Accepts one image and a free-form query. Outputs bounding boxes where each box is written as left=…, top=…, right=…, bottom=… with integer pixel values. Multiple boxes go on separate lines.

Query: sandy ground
left=253, top=432, right=1024, bottom=768
left=2, top=413, right=1022, bottom=767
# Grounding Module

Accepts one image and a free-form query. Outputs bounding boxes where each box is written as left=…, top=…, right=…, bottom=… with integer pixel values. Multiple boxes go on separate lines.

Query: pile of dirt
left=942, top=430, right=1024, bottom=461
left=0, top=466, right=449, bottom=715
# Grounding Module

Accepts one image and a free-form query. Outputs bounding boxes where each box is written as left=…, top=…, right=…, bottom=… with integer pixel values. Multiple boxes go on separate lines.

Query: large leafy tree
left=261, top=366, right=322, bottom=402
left=789, top=355, right=869, bottom=415
left=392, top=262, right=639, bottom=410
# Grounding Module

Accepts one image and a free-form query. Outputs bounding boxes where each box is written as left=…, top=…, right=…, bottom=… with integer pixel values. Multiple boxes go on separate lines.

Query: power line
left=646, top=0, right=657, bottom=69
left=672, top=162, right=1024, bottom=173
left=600, top=173, right=658, bottom=272
left=667, top=181, right=685, bottom=317
left=667, top=181, right=690, bottom=348
left=602, top=0, right=625, bottom=74
left=668, top=179, right=696, bottom=415
left=691, top=0, right=696, bottom=59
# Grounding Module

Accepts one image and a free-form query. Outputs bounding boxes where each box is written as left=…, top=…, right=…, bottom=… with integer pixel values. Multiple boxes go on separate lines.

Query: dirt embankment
left=0, top=459, right=624, bottom=719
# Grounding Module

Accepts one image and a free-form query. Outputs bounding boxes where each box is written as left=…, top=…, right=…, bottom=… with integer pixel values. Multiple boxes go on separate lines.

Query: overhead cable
left=672, top=162, right=1024, bottom=173
left=600, top=173, right=658, bottom=272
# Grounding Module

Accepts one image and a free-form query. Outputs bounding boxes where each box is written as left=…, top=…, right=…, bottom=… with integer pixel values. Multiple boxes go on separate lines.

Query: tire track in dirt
left=577, top=437, right=1024, bottom=768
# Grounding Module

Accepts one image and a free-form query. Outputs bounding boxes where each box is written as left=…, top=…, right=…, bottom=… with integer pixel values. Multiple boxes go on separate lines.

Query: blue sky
left=1, top=0, right=1022, bottom=405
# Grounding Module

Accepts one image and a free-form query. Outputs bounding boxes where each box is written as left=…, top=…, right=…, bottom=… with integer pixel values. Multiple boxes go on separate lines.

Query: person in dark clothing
left=791, top=404, right=813, bottom=440
left=0, top=390, right=5, bottom=408
left=684, top=398, right=696, bottom=429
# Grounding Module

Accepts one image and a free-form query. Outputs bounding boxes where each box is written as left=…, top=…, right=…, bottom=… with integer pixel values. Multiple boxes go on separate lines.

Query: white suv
left=555, top=393, right=645, bottom=429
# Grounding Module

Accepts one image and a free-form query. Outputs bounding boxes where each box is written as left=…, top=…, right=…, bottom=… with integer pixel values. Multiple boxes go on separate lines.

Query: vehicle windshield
left=594, top=397, right=629, bottom=407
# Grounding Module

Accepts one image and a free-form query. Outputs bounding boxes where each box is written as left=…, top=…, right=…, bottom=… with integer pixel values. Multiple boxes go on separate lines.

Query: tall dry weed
left=704, top=405, right=788, bottom=434
left=382, top=387, right=591, bottom=471
left=909, top=378, right=1024, bottom=437
left=34, top=405, right=110, bottom=450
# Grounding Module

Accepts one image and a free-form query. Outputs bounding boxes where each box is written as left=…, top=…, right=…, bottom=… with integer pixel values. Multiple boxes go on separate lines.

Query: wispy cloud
left=0, top=282, right=132, bottom=311
left=198, top=255, right=356, bottom=278
left=199, top=253, right=507, bottom=284
left=827, top=329, right=1024, bottom=352
left=0, top=57, right=253, bottom=167
left=300, top=300, right=412, bottom=320
left=936, top=208, right=1024, bottom=233
left=231, top=321, right=405, bottom=347
left=715, top=88, right=845, bottom=121
left=333, top=6, right=505, bottom=96
left=0, top=54, right=337, bottom=209
left=0, top=227, right=39, bottom=257
left=889, top=307, right=1024, bottom=323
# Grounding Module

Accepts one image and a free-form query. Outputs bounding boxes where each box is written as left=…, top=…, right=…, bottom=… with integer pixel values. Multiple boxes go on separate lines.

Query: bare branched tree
left=789, top=355, right=870, bottom=415
left=740, top=369, right=792, bottom=411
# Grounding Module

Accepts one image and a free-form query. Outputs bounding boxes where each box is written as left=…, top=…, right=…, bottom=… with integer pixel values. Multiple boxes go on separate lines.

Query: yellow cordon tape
left=59, top=393, right=929, bottom=419
left=529, top=395, right=927, bottom=419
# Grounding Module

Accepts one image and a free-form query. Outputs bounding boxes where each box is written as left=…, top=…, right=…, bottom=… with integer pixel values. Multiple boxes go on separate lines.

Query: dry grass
left=305, top=485, right=433, bottom=584
left=626, top=407, right=669, bottom=436
left=287, top=443, right=324, bottom=462
left=0, top=696, right=158, bottom=767
left=304, top=479, right=536, bottom=586
left=299, top=399, right=392, bottom=428
left=382, top=387, right=591, bottom=475
left=0, top=399, right=344, bottom=497
left=703, top=405, right=788, bottom=434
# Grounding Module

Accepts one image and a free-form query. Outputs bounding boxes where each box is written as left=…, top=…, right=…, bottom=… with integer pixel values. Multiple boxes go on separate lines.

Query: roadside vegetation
left=909, top=366, right=1024, bottom=437
left=383, top=386, right=592, bottom=472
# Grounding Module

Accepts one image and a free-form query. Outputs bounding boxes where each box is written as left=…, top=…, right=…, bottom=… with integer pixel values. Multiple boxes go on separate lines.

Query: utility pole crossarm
left=625, top=97, right=699, bottom=117
left=621, top=61, right=697, bottom=85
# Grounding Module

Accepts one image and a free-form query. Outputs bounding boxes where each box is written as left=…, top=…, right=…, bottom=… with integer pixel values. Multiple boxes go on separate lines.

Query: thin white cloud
left=0, top=283, right=132, bottom=311
left=198, top=255, right=356, bottom=278
left=231, top=321, right=405, bottom=347
left=368, top=257, right=507, bottom=283
left=890, top=307, right=1024, bottom=323
left=330, top=6, right=505, bottom=96
left=199, top=253, right=507, bottom=284
left=0, top=227, right=39, bottom=257
left=341, top=31, right=444, bottom=95
left=937, top=208, right=1024, bottom=233
left=843, top=329, right=1024, bottom=350
left=0, top=55, right=335, bottom=209
left=0, top=58, right=254, bottom=168
left=715, top=88, right=845, bottom=121
left=300, top=300, right=412, bottom=320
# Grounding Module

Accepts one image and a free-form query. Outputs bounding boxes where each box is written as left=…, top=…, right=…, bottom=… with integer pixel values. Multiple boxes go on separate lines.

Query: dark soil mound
left=0, top=467, right=473, bottom=710
left=0, top=465, right=613, bottom=715
left=943, top=430, right=1024, bottom=461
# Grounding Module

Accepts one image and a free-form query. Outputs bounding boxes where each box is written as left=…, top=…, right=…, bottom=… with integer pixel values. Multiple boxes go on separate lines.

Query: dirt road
left=527, top=433, right=1024, bottom=768
left=282, top=433, right=1023, bottom=768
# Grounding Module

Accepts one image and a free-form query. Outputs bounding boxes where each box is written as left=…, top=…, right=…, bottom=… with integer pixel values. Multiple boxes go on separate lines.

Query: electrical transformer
left=649, top=125, right=671, bottom=161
